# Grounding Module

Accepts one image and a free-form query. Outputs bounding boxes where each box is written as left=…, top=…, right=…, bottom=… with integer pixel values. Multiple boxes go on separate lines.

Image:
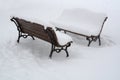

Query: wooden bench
left=10, top=17, right=72, bottom=58
left=51, top=8, right=108, bottom=46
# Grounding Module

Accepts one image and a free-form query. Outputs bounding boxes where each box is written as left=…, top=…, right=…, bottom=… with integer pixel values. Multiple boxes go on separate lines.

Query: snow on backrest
left=57, top=8, right=107, bottom=29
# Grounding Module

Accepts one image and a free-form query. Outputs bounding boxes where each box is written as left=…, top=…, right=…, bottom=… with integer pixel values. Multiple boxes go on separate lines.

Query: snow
left=55, top=31, right=73, bottom=45
left=51, top=8, right=107, bottom=36
left=0, top=0, right=120, bottom=80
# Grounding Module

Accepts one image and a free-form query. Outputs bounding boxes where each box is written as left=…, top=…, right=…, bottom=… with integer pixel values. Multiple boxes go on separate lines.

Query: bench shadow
left=17, top=38, right=76, bottom=61
left=8, top=33, right=115, bottom=62
left=17, top=38, right=50, bottom=58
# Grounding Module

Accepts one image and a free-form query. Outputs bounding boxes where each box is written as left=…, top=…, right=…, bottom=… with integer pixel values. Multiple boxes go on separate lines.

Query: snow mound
left=55, top=30, right=73, bottom=45
left=51, top=8, right=107, bottom=36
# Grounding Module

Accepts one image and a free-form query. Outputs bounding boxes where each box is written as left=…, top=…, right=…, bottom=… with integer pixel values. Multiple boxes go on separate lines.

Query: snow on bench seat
left=51, top=8, right=107, bottom=36
left=55, top=30, right=73, bottom=46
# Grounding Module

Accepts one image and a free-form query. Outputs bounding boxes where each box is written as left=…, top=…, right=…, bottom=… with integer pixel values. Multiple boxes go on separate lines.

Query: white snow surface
left=51, top=8, right=107, bottom=36
left=55, top=31, right=73, bottom=45
left=0, top=0, right=120, bottom=80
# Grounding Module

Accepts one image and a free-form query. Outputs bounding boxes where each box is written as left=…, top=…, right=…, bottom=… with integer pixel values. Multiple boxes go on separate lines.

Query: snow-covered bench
left=11, top=17, right=73, bottom=58
left=51, top=8, right=108, bottom=46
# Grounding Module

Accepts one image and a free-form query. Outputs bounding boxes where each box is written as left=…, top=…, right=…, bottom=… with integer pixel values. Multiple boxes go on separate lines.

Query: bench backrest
left=11, top=17, right=59, bottom=44
left=46, top=27, right=59, bottom=46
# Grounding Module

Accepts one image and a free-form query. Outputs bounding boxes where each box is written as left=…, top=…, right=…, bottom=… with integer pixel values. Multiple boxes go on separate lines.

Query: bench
left=51, top=8, right=108, bottom=46
left=10, top=17, right=73, bottom=58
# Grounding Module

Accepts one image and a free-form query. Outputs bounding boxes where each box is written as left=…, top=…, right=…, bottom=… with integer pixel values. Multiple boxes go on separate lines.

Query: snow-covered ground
left=0, top=0, right=120, bottom=80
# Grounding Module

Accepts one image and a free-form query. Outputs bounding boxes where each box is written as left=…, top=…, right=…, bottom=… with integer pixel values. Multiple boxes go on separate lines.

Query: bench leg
left=49, top=50, right=53, bottom=58
left=49, top=45, right=54, bottom=58
left=31, top=36, right=35, bottom=40
left=17, top=36, right=20, bottom=43
left=86, top=37, right=92, bottom=46
left=17, top=31, right=22, bottom=43
left=64, top=45, right=70, bottom=57
left=98, top=36, right=101, bottom=46
left=86, top=36, right=99, bottom=46
left=65, top=47, right=69, bottom=57
left=88, top=40, right=92, bottom=46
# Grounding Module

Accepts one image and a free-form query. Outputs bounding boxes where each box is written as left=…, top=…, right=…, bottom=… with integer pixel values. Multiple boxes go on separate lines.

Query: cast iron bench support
left=17, top=30, right=35, bottom=43
left=49, top=43, right=71, bottom=58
